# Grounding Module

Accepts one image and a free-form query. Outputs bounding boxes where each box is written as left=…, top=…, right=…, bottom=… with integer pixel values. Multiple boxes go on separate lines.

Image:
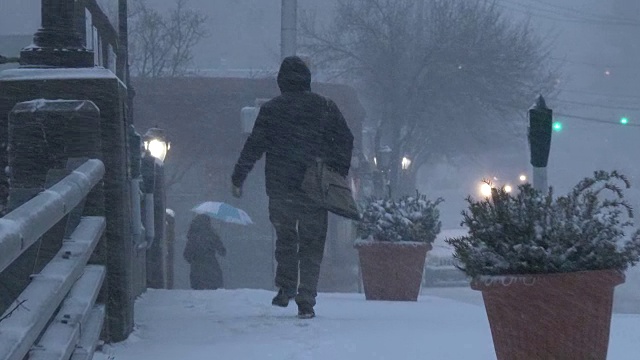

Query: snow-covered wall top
left=0, top=67, right=121, bottom=84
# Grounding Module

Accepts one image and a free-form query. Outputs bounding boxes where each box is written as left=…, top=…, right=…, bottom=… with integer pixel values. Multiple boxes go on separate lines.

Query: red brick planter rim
left=354, top=240, right=433, bottom=251
left=471, top=269, right=625, bottom=291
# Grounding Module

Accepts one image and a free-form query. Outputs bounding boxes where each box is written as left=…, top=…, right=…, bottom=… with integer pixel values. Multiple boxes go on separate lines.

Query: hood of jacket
left=277, top=56, right=311, bottom=93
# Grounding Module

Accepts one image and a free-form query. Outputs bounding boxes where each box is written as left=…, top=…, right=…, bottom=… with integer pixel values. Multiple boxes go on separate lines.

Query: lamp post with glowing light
left=401, top=156, right=412, bottom=171
left=375, top=146, right=393, bottom=198
left=141, top=127, right=170, bottom=289
left=398, top=155, right=415, bottom=196
left=143, top=127, right=171, bottom=162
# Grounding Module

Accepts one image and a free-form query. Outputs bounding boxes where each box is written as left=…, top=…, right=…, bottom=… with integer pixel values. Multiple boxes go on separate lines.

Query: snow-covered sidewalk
left=96, top=289, right=640, bottom=360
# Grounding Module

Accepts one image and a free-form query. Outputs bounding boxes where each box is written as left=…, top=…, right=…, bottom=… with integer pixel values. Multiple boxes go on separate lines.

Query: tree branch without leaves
left=300, top=0, right=559, bottom=194
left=129, top=0, right=208, bottom=77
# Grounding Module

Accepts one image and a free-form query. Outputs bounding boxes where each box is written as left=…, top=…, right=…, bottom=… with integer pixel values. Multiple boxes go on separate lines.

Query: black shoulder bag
left=301, top=99, right=360, bottom=221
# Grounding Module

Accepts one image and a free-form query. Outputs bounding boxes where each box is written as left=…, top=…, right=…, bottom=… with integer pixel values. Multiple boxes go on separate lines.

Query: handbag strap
left=317, top=97, right=332, bottom=164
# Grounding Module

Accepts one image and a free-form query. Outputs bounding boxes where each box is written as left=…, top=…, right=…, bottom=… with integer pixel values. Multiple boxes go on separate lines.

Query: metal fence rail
left=0, top=159, right=106, bottom=360
left=0, top=159, right=105, bottom=273
left=29, top=265, right=105, bottom=360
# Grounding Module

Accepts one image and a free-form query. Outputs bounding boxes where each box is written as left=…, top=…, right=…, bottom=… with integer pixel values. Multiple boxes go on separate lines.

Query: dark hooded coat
left=184, top=214, right=226, bottom=290
left=231, top=56, right=354, bottom=198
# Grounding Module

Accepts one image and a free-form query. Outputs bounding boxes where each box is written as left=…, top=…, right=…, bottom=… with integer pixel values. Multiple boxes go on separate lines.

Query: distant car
left=477, top=171, right=529, bottom=198
left=423, top=229, right=470, bottom=287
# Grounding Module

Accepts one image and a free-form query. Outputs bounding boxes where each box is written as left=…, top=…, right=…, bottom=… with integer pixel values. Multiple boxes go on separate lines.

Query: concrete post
left=0, top=99, right=103, bottom=317
left=165, top=209, right=176, bottom=289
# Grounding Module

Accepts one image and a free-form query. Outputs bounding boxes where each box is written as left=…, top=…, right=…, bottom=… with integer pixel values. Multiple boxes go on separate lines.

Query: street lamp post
left=141, top=127, right=170, bottom=289
left=377, top=146, right=393, bottom=198
left=399, top=155, right=413, bottom=195
left=528, top=95, right=553, bottom=192
left=21, top=0, right=94, bottom=67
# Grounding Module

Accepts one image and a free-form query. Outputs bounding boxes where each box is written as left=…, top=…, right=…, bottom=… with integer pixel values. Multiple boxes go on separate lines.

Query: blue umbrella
left=191, top=201, right=253, bottom=225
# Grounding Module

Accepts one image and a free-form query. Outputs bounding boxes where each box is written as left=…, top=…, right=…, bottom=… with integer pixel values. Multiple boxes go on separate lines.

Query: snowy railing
left=0, top=159, right=106, bottom=360
left=83, top=0, right=127, bottom=81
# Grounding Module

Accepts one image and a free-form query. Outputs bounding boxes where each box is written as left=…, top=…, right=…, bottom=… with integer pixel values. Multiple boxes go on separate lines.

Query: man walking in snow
left=231, top=56, right=354, bottom=319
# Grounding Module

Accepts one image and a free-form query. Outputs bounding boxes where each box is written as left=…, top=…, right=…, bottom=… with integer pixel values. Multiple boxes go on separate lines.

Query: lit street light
left=376, top=145, right=393, bottom=198
left=480, top=183, right=492, bottom=198
left=141, top=127, right=170, bottom=289
left=143, top=127, right=170, bottom=162
left=377, top=146, right=392, bottom=171
left=401, top=156, right=412, bottom=170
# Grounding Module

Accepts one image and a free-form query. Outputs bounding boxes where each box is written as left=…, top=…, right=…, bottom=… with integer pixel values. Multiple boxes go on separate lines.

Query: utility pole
left=417, top=0, right=425, bottom=38
left=281, top=0, right=297, bottom=60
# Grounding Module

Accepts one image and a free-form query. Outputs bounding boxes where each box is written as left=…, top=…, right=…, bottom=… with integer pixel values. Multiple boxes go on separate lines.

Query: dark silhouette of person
left=183, top=214, right=227, bottom=290
left=231, top=56, right=354, bottom=318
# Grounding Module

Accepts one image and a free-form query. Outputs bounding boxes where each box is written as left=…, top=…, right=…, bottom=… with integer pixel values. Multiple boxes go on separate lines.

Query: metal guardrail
left=0, top=159, right=106, bottom=360
left=0, top=159, right=105, bottom=274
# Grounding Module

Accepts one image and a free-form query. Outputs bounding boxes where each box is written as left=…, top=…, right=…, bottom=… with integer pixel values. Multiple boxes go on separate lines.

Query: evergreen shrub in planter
left=447, top=171, right=640, bottom=360
left=355, top=192, right=442, bottom=301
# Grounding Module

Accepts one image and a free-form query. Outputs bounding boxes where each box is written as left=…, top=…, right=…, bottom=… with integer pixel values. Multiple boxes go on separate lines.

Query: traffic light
left=552, top=121, right=563, bottom=132
left=620, top=117, right=629, bottom=125
left=528, top=95, right=553, bottom=168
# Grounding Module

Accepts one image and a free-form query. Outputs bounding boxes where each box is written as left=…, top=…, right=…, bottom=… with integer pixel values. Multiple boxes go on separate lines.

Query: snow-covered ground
left=96, top=288, right=640, bottom=360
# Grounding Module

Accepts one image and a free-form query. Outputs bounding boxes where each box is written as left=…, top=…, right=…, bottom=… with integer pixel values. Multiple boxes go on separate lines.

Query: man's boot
left=272, top=288, right=296, bottom=307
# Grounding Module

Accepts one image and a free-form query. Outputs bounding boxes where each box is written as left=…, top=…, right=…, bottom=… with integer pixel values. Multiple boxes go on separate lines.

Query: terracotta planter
left=355, top=241, right=431, bottom=301
left=472, top=269, right=625, bottom=360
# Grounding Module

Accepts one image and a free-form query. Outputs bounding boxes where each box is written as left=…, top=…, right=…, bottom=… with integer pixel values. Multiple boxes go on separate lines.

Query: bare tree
left=129, top=0, right=208, bottom=77
left=301, top=0, right=558, bottom=195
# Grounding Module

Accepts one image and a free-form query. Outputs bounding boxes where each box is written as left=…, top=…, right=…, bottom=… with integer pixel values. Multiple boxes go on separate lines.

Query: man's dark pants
left=269, top=196, right=328, bottom=307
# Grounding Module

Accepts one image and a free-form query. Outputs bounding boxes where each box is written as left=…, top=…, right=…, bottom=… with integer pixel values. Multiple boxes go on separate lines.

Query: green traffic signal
left=620, top=117, right=629, bottom=125
left=552, top=121, right=563, bottom=132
